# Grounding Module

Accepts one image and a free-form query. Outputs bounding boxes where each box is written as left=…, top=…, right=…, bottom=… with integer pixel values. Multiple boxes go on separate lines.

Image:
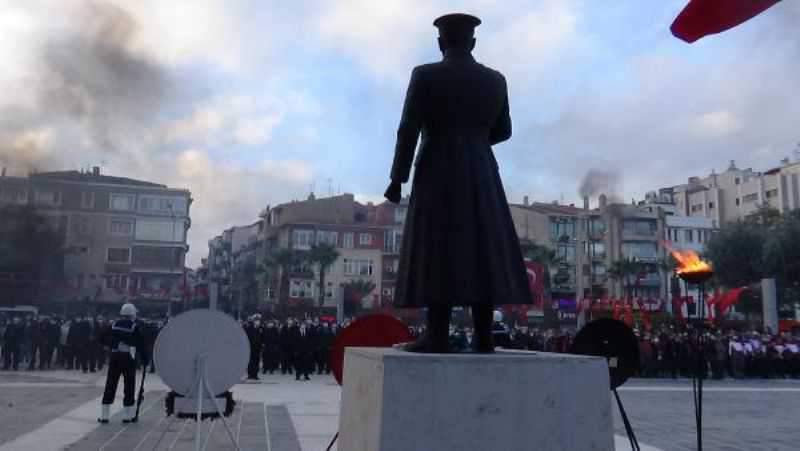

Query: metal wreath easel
left=151, top=355, right=241, bottom=451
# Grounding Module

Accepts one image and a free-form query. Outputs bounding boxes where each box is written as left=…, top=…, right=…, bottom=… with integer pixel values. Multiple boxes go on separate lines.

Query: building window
left=110, top=220, right=134, bottom=236
left=621, top=242, right=657, bottom=260
left=685, top=230, right=694, bottom=243
left=735, top=198, right=741, bottom=206
left=556, top=244, right=576, bottom=263
left=765, top=189, right=778, bottom=199
left=106, top=274, right=129, bottom=290
left=735, top=178, right=741, bottom=185
left=34, top=190, right=60, bottom=206
left=623, top=220, right=657, bottom=236
left=292, top=229, right=314, bottom=250
left=139, top=198, right=154, bottom=210
left=317, top=230, right=338, bottom=246
left=394, top=207, right=407, bottom=224
left=107, top=248, right=131, bottom=264
left=343, top=232, right=354, bottom=249
left=344, top=258, right=373, bottom=276
left=742, top=193, right=758, bottom=203
left=550, top=218, right=576, bottom=241
left=81, top=192, right=95, bottom=209
left=708, top=202, right=714, bottom=209
left=359, top=233, right=373, bottom=246
left=289, top=279, right=314, bottom=298
left=110, top=194, right=134, bottom=211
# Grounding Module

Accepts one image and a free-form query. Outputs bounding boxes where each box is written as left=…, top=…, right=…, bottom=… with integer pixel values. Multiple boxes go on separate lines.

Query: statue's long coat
left=390, top=50, right=532, bottom=308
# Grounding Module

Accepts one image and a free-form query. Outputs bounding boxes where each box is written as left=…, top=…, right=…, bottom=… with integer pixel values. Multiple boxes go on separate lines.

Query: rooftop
left=30, top=170, right=169, bottom=189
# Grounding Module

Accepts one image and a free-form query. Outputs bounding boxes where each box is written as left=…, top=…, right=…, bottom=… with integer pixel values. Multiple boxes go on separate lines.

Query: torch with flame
left=666, top=245, right=714, bottom=284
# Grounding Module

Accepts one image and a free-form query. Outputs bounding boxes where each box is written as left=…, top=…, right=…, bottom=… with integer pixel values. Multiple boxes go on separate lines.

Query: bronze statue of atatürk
left=385, top=13, right=532, bottom=353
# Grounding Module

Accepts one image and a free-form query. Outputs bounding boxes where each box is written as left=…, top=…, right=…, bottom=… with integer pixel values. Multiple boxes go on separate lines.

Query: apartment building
left=0, top=167, right=191, bottom=309
left=669, top=159, right=800, bottom=226
left=258, top=194, right=385, bottom=311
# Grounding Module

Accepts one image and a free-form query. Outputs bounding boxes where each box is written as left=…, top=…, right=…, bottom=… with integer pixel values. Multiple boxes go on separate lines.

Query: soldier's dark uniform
left=98, top=306, right=148, bottom=424
left=244, top=320, right=262, bottom=380
left=261, top=323, right=280, bottom=374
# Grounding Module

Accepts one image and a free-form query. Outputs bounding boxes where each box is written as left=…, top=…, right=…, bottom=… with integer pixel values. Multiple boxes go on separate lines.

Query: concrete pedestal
left=339, top=348, right=613, bottom=451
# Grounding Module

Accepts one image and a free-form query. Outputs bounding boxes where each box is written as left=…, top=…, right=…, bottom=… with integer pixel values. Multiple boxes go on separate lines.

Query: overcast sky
left=1, top=0, right=798, bottom=266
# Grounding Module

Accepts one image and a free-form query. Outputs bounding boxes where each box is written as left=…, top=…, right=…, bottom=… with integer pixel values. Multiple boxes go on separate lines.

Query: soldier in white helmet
left=97, top=303, right=148, bottom=424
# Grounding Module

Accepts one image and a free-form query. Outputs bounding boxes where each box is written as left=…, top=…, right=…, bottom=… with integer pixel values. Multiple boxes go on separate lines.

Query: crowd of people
left=241, top=315, right=338, bottom=381
left=0, top=314, right=160, bottom=373
left=3, top=312, right=799, bottom=381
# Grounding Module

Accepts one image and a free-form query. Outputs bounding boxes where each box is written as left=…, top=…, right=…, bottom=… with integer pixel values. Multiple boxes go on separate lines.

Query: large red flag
left=671, top=0, right=781, bottom=43
left=623, top=301, right=635, bottom=328
left=717, top=287, right=748, bottom=316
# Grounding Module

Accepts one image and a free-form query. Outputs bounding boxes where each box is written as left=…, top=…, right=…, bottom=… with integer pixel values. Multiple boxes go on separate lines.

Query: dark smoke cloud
left=0, top=1, right=173, bottom=173
left=578, top=169, right=621, bottom=201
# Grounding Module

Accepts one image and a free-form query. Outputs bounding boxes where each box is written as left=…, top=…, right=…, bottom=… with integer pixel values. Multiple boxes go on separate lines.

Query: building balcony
left=622, top=231, right=658, bottom=241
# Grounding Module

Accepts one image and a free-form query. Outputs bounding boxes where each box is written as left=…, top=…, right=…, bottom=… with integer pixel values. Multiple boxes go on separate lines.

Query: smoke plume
left=0, top=1, right=173, bottom=173
left=578, top=169, right=621, bottom=201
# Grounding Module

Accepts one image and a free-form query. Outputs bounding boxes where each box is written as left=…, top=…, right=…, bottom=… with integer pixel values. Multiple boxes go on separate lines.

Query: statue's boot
left=403, top=306, right=451, bottom=353
left=472, top=304, right=495, bottom=353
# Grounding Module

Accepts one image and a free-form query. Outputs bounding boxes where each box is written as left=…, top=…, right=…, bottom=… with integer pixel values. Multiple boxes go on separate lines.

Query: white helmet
left=120, top=303, right=138, bottom=317
left=493, top=310, right=503, bottom=323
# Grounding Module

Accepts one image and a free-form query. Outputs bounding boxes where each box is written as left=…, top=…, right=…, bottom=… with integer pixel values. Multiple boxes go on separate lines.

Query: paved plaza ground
left=1, top=368, right=798, bottom=450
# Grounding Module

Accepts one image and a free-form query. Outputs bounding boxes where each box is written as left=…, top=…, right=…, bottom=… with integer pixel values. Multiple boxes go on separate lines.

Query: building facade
left=254, top=194, right=387, bottom=313
left=668, top=159, right=800, bottom=226
left=0, top=168, right=191, bottom=310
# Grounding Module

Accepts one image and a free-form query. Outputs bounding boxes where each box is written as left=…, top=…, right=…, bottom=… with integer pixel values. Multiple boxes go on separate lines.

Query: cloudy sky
left=0, top=0, right=798, bottom=266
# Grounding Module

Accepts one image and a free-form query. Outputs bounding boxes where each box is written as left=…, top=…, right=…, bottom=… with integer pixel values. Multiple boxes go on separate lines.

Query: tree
left=705, top=221, right=765, bottom=288
left=763, top=211, right=800, bottom=285
left=608, top=257, right=644, bottom=299
left=308, top=243, right=340, bottom=307
left=745, top=204, right=782, bottom=228
left=260, top=247, right=301, bottom=305
left=342, top=279, right=376, bottom=316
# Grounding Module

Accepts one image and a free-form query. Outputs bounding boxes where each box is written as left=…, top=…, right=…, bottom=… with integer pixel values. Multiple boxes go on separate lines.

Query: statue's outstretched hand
left=384, top=182, right=402, bottom=204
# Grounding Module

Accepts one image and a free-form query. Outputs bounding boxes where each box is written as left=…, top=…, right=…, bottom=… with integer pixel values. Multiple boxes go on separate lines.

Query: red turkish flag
left=623, top=301, right=635, bottom=328
left=717, top=287, right=748, bottom=316
left=671, top=0, right=781, bottom=43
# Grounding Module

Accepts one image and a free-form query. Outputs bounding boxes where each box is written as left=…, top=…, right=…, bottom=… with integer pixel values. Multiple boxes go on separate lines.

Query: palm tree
left=260, top=247, right=300, bottom=305
left=608, top=257, right=642, bottom=299
left=308, top=243, right=340, bottom=307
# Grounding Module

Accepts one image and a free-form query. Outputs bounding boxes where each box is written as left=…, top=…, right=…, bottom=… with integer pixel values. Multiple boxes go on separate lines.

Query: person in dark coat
left=244, top=317, right=262, bottom=380
left=2, top=317, right=24, bottom=370
left=384, top=13, right=531, bottom=353
left=29, top=318, right=45, bottom=370
left=70, top=317, right=92, bottom=373
left=292, top=322, right=314, bottom=381
left=315, top=321, right=333, bottom=374
left=260, top=321, right=280, bottom=374
left=279, top=321, right=295, bottom=375
left=42, top=318, right=60, bottom=370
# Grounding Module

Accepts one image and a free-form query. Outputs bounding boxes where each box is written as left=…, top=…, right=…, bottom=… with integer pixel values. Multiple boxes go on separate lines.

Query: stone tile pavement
left=3, top=368, right=799, bottom=451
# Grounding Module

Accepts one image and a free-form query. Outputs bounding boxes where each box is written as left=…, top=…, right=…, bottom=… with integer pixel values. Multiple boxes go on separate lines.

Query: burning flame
left=664, top=243, right=713, bottom=275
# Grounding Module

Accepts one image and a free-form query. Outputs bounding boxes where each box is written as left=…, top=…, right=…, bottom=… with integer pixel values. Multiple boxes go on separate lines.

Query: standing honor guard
left=384, top=13, right=531, bottom=353
left=98, top=303, right=148, bottom=424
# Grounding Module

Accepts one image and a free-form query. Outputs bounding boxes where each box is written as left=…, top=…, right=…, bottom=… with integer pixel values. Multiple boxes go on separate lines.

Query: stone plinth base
left=339, top=348, right=613, bottom=451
